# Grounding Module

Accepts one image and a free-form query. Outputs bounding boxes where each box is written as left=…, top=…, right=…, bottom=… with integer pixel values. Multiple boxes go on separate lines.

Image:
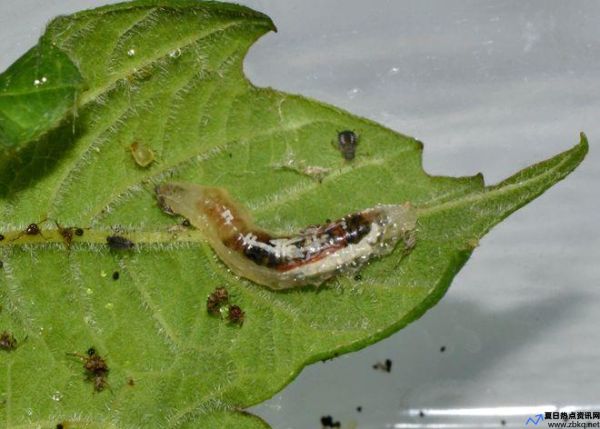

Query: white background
left=1, top=1, right=599, bottom=428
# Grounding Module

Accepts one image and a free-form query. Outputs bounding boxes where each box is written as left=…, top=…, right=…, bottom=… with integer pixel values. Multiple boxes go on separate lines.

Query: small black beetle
left=336, top=130, right=358, bottom=160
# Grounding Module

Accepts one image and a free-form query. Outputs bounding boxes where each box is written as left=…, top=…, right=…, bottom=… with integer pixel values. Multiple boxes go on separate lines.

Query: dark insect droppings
left=440, top=346, right=446, bottom=353
left=75, top=228, right=84, bottom=236
left=207, top=287, right=229, bottom=315
left=419, top=410, right=425, bottom=418
left=356, top=406, right=362, bottom=412
left=0, top=234, right=4, bottom=241
left=106, top=235, right=134, bottom=250
left=182, top=219, right=191, bottom=227
left=0, top=331, right=18, bottom=351
left=70, top=347, right=110, bottom=392
left=227, top=305, right=245, bottom=326
left=373, top=359, right=392, bottom=373
left=385, top=358, right=392, bottom=372
left=112, top=271, right=120, bottom=281
left=320, top=415, right=341, bottom=428
left=56, top=424, right=64, bottom=429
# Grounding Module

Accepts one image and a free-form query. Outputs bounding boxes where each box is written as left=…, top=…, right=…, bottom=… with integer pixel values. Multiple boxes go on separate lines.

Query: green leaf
left=0, top=40, right=84, bottom=150
left=0, top=1, right=587, bottom=428
left=0, top=37, right=85, bottom=198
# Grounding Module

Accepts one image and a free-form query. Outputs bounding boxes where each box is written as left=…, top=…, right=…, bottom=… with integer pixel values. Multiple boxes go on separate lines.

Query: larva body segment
left=156, top=182, right=416, bottom=290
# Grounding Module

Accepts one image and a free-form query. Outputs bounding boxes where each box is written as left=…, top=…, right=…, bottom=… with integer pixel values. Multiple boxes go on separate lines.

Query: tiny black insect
left=336, top=130, right=359, bottom=160
left=106, top=235, right=134, bottom=250
left=25, top=223, right=41, bottom=235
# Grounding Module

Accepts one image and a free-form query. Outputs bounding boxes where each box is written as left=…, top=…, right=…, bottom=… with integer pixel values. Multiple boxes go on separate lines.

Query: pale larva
left=155, top=183, right=416, bottom=290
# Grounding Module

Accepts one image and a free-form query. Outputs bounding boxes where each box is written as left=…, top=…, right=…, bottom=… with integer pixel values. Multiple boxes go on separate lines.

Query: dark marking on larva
left=0, top=331, right=18, bottom=351
left=233, top=232, right=282, bottom=268
left=112, top=271, right=120, bottom=281
left=227, top=305, right=245, bottom=326
left=106, top=235, right=134, bottom=250
left=68, top=347, right=110, bottom=392
left=207, top=287, right=229, bottom=315
left=226, top=214, right=372, bottom=272
left=337, top=130, right=359, bottom=160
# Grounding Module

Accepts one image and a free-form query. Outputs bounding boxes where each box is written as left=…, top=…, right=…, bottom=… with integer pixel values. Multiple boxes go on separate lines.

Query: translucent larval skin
left=156, top=182, right=417, bottom=290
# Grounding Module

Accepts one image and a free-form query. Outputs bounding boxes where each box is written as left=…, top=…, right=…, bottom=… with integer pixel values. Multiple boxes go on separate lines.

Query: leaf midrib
left=417, top=141, right=581, bottom=218
left=2, top=141, right=575, bottom=246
